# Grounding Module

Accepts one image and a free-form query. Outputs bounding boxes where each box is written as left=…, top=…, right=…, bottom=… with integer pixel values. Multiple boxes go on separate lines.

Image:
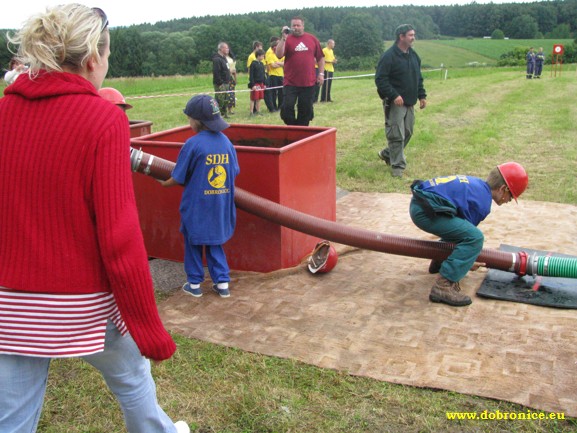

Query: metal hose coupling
left=129, top=147, right=172, bottom=181
left=525, top=252, right=577, bottom=278
left=129, top=147, right=144, bottom=173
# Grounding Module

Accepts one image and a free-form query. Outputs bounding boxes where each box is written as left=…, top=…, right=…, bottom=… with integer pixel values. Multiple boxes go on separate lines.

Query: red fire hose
left=130, top=148, right=529, bottom=276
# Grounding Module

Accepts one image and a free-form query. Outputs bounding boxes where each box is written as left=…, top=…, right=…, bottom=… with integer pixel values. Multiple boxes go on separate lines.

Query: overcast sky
left=1, top=0, right=531, bottom=29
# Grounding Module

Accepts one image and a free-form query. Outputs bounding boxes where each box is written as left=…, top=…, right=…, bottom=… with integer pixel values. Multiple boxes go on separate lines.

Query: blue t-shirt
left=417, top=175, right=492, bottom=226
left=172, top=130, right=240, bottom=245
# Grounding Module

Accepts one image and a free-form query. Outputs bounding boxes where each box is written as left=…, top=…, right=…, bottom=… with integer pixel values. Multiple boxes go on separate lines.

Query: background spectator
left=375, top=24, right=427, bottom=178
left=320, top=39, right=337, bottom=102
left=212, top=41, right=232, bottom=117
left=275, top=16, right=325, bottom=126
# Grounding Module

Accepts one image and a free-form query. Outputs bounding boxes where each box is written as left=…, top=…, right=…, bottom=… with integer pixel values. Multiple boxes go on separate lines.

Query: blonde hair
left=7, top=3, right=108, bottom=75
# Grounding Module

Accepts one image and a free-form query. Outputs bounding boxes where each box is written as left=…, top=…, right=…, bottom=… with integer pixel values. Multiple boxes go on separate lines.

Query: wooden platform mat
left=157, top=192, right=577, bottom=417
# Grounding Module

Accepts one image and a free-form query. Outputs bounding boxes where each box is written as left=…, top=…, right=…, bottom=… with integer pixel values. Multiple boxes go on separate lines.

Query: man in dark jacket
left=375, top=24, right=427, bottom=178
left=213, top=42, right=232, bottom=117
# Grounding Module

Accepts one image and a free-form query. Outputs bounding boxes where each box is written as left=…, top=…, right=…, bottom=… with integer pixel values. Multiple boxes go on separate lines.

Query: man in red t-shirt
left=275, top=16, right=325, bottom=126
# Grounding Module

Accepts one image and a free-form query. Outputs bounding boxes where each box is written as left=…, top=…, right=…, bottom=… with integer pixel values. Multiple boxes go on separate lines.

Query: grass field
left=2, top=51, right=577, bottom=432
left=416, top=40, right=496, bottom=69
left=414, top=38, right=574, bottom=68
left=431, top=38, right=574, bottom=60
left=112, top=63, right=577, bottom=206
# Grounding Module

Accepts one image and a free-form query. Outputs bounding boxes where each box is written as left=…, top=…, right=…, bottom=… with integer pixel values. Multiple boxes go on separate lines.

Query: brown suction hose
left=130, top=148, right=524, bottom=275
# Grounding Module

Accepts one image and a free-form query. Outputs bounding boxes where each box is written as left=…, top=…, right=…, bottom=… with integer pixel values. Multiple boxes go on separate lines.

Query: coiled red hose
left=130, top=148, right=523, bottom=275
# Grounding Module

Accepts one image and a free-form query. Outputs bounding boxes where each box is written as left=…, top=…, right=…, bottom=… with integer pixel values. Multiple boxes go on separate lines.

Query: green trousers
left=409, top=199, right=484, bottom=282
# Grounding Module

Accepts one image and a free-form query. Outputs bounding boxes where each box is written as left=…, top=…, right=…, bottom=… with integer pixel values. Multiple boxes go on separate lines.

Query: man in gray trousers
left=375, top=24, right=427, bottom=178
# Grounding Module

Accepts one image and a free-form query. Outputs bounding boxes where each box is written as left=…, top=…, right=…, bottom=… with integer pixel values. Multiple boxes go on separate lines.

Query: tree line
left=2, top=1, right=577, bottom=78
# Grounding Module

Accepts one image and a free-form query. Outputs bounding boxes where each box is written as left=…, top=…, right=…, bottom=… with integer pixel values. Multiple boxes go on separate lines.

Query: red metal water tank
left=130, top=123, right=337, bottom=272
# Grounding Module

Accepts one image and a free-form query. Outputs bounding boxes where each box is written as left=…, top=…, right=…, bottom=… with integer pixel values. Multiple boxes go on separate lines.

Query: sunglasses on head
left=92, top=7, right=109, bottom=32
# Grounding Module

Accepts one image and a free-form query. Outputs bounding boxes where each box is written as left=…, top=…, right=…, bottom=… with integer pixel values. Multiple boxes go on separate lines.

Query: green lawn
left=416, top=40, right=496, bottom=68
left=416, top=38, right=574, bottom=68
left=433, top=38, right=574, bottom=61
left=117, top=65, right=577, bottom=205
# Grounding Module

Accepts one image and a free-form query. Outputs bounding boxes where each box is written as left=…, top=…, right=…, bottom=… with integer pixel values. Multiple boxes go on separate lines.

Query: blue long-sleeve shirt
left=414, top=175, right=492, bottom=227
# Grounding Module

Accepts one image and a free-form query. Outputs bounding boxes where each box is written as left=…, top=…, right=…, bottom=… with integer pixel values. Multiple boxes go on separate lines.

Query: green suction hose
left=533, top=256, right=577, bottom=279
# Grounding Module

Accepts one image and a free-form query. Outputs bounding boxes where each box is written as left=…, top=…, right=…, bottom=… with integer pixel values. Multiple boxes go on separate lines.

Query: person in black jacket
left=375, top=24, right=427, bottom=178
left=248, top=49, right=266, bottom=116
left=212, top=42, right=232, bottom=118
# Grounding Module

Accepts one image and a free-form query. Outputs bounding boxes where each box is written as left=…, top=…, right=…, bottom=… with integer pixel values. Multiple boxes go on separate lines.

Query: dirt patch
left=157, top=192, right=577, bottom=416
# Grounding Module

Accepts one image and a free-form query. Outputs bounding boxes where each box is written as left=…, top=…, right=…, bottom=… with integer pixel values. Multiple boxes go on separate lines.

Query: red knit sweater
left=0, top=71, right=176, bottom=361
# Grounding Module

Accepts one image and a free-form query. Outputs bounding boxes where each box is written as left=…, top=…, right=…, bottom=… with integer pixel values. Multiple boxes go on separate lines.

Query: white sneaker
left=174, top=420, right=190, bottom=433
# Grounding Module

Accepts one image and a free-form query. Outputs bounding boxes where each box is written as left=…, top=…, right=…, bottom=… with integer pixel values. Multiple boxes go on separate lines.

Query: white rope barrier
left=126, top=69, right=448, bottom=101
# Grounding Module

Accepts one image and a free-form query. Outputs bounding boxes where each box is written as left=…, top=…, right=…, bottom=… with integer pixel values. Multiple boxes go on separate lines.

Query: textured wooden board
left=157, top=193, right=577, bottom=416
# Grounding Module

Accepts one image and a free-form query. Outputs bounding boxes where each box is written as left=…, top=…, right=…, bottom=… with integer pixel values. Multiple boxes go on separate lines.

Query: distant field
left=415, top=41, right=494, bottom=68
left=414, top=38, right=574, bottom=68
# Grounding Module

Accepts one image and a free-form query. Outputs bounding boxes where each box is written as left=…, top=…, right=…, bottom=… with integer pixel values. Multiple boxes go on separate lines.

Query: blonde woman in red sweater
left=0, top=4, right=188, bottom=432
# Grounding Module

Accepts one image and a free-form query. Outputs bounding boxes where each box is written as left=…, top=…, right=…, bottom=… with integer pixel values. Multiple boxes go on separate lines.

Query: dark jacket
left=248, top=60, right=266, bottom=88
left=375, top=44, right=426, bottom=106
left=212, top=53, right=230, bottom=86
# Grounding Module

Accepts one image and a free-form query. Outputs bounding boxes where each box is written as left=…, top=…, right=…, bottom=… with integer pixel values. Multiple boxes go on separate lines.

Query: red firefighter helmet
left=497, top=162, right=528, bottom=202
left=99, top=87, right=133, bottom=110
left=307, top=240, right=338, bottom=274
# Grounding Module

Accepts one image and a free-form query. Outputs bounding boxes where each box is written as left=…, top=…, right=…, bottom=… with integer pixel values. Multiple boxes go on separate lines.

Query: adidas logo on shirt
left=295, top=42, right=309, bottom=52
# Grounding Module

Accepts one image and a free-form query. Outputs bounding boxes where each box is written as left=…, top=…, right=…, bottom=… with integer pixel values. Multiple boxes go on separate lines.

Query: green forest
left=2, top=0, right=577, bottom=77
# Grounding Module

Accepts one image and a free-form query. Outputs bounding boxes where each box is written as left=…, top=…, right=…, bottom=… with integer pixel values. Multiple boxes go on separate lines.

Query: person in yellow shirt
left=246, top=40, right=263, bottom=69
left=320, top=39, right=337, bottom=103
left=265, top=36, right=284, bottom=112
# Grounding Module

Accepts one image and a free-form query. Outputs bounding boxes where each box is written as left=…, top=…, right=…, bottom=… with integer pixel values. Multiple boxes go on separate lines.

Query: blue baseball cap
left=183, top=94, right=229, bottom=132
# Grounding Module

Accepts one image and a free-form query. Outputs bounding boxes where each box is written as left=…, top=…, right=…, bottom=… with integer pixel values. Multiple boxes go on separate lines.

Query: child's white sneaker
left=174, top=420, right=190, bottom=433
left=182, top=282, right=202, bottom=297
left=212, top=284, right=230, bottom=298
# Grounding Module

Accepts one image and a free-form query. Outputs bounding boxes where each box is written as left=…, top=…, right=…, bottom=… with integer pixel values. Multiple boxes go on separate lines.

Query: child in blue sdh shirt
left=409, top=162, right=528, bottom=307
left=160, top=94, right=240, bottom=298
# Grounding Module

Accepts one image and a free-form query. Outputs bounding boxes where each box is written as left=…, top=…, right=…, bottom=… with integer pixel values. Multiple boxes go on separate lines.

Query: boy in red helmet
left=410, top=162, right=528, bottom=307
left=99, top=87, right=133, bottom=111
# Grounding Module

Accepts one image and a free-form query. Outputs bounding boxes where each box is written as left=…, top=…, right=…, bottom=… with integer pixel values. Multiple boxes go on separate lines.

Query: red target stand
left=551, top=44, right=563, bottom=77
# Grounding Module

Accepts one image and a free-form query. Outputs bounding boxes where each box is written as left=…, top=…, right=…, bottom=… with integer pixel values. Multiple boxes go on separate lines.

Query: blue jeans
left=0, top=321, right=177, bottom=433
left=184, top=243, right=230, bottom=285
left=410, top=199, right=484, bottom=282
